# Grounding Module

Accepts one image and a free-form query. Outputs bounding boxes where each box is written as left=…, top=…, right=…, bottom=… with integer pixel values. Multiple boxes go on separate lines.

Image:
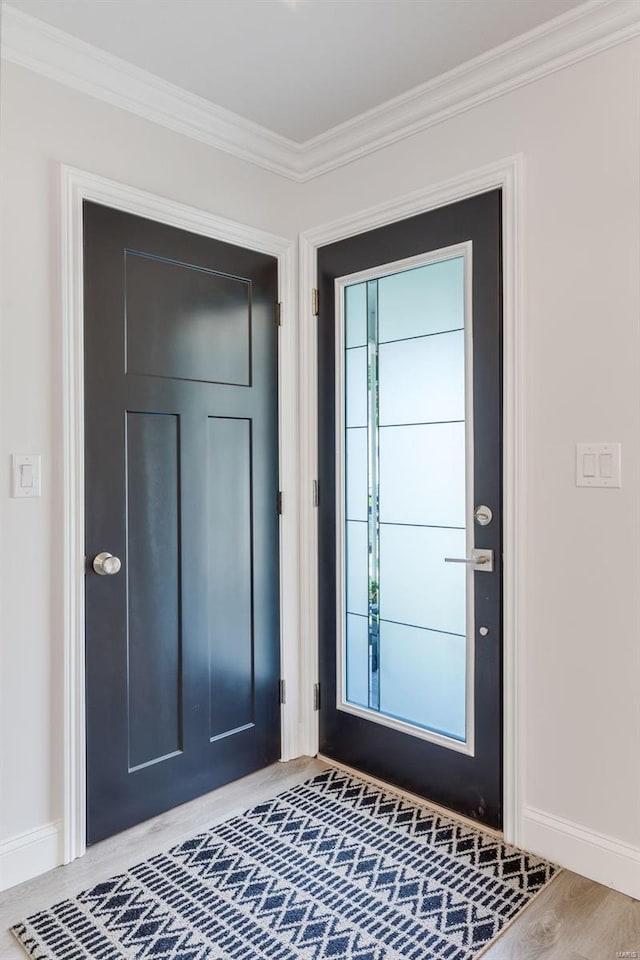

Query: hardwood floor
left=0, top=757, right=325, bottom=959
left=480, top=869, right=640, bottom=959
left=1, top=757, right=638, bottom=960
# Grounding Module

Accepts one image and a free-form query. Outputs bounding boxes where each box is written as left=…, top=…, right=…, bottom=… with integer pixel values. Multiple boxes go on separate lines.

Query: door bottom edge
left=317, top=753, right=504, bottom=840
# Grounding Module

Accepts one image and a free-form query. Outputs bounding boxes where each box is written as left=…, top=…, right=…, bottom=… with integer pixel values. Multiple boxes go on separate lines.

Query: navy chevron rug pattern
left=12, top=769, right=557, bottom=960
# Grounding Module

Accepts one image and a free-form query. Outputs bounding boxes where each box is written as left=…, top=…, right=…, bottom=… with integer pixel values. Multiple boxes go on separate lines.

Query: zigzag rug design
left=12, top=769, right=557, bottom=959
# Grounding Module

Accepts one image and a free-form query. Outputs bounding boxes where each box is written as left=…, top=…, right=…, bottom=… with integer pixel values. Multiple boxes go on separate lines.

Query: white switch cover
left=576, top=443, right=621, bottom=488
left=11, top=454, right=41, bottom=498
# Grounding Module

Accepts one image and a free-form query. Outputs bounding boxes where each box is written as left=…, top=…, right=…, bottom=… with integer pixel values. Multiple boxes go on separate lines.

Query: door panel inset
left=207, top=416, right=254, bottom=740
left=126, top=411, right=182, bottom=770
left=125, top=250, right=251, bottom=385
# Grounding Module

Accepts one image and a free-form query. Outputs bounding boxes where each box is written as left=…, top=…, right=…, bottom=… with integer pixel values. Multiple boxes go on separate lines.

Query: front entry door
left=317, top=190, right=503, bottom=829
left=84, top=202, right=281, bottom=844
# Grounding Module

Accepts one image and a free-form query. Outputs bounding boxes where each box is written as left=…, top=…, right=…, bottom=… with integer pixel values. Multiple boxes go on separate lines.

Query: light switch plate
left=576, top=443, right=621, bottom=488
left=11, top=454, right=42, bottom=498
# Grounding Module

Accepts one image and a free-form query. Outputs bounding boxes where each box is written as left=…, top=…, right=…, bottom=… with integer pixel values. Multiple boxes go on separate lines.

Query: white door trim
left=61, top=165, right=298, bottom=864
left=298, top=155, right=525, bottom=845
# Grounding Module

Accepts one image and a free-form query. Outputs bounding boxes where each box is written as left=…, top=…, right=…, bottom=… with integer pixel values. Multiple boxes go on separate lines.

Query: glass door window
left=338, top=245, right=474, bottom=751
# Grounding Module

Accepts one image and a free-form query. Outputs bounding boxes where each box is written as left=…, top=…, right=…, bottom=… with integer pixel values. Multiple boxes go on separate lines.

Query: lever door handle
left=444, top=548, right=494, bottom=572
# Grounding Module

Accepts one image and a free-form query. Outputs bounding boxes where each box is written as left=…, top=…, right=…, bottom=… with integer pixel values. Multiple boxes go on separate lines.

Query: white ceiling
left=5, top=0, right=585, bottom=142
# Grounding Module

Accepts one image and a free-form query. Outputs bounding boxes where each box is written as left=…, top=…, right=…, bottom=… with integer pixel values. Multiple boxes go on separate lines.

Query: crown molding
left=302, top=0, right=640, bottom=180
left=0, top=3, right=304, bottom=179
left=1, top=0, right=638, bottom=183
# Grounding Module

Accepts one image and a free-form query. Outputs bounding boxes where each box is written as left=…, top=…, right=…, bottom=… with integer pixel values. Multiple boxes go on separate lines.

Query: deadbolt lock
left=474, top=505, right=493, bottom=526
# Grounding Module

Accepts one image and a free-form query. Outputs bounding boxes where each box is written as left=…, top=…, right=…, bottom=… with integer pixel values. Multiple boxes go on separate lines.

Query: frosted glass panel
left=345, top=283, right=367, bottom=348
left=379, top=422, right=465, bottom=527
left=341, top=252, right=470, bottom=743
left=346, top=346, right=367, bottom=428
left=346, top=427, right=367, bottom=522
left=378, top=257, right=464, bottom=343
left=379, top=330, right=465, bottom=426
left=346, top=520, right=368, bottom=617
left=346, top=614, right=369, bottom=707
left=379, top=621, right=466, bottom=740
left=379, top=524, right=466, bottom=636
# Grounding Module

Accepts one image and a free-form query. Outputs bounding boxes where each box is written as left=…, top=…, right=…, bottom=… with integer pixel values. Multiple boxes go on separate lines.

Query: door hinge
left=313, top=682, right=321, bottom=711
left=312, top=287, right=319, bottom=316
left=312, top=479, right=319, bottom=507
left=276, top=301, right=283, bottom=326
left=277, top=490, right=283, bottom=515
left=279, top=679, right=286, bottom=705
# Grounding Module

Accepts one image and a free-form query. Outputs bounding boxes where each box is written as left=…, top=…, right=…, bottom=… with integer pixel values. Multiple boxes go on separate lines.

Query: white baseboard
left=0, top=821, right=62, bottom=892
left=522, top=806, right=640, bottom=900
left=1, top=805, right=637, bottom=900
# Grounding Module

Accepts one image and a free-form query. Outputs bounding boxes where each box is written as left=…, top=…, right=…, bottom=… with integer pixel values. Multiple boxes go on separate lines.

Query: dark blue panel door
left=84, top=201, right=280, bottom=844
left=317, top=191, right=503, bottom=829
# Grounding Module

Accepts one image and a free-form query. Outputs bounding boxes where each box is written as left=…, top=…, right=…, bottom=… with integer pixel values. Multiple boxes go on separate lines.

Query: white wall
left=297, top=37, right=640, bottom=898
left=0, top=61, right=301, bottom=889
left=2, top=33, right=640, bottom=898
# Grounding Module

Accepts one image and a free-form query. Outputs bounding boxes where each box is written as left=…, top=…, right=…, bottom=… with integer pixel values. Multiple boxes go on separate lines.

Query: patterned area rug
left=12, top=769, right=556, bottom=959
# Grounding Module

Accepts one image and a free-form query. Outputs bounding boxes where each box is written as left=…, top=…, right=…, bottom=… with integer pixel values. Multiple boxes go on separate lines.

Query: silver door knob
left=93, top=552, right=121, bottom=576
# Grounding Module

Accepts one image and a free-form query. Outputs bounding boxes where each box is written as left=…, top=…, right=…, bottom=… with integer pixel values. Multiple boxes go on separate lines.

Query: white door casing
left=62, top=156, right=523, bottom=863
left=61, top=166, right=298, bottom=863
left=298, top=155, right=524, bottom=845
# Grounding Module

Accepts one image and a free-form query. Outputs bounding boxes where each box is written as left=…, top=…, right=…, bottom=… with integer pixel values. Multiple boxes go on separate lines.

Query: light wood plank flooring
left=480, top=869, right=639, bottom=959
left=1, top=757, right=638, bottom=960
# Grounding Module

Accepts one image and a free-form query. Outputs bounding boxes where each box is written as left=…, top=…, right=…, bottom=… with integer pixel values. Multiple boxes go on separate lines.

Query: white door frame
left=298, top=155, right=525, bottom=845
left=60, top=165, right=298, bottom=864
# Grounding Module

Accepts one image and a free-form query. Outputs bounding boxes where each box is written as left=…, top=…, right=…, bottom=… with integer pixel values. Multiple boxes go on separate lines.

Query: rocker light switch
left=11, top=455, right=41, bottom=498
left=576, top=443, right=621, bottom=488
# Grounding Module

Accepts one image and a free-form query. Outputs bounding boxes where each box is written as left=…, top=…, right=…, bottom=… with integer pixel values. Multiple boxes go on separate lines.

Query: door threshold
left=317, top=754, right=504, bottom=840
